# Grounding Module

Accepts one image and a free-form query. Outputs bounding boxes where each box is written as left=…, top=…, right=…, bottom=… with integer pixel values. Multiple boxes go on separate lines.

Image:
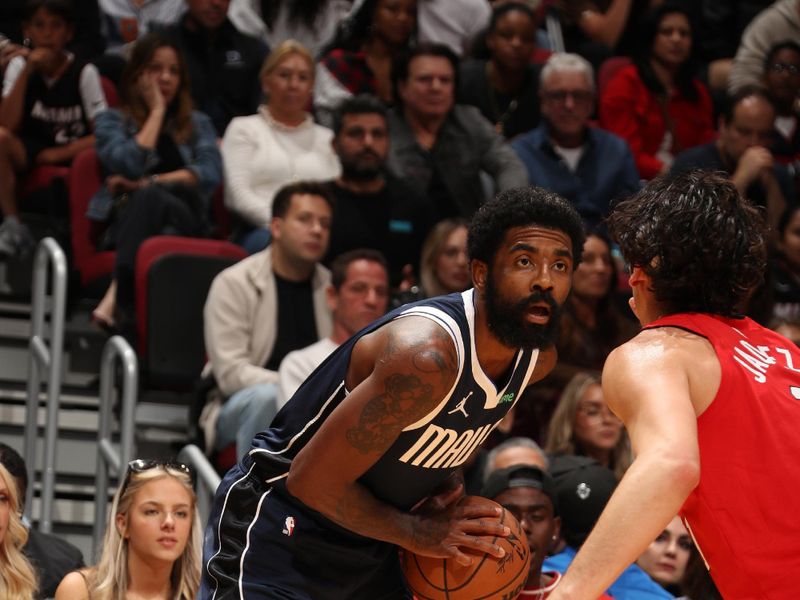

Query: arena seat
left=134, top=235, right=246, bottom=389
left=68, top=147, right=115, bottom=286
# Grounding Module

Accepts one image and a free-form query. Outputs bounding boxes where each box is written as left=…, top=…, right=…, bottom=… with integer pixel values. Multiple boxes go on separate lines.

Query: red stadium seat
left=68, top=148, right=115, bottom=286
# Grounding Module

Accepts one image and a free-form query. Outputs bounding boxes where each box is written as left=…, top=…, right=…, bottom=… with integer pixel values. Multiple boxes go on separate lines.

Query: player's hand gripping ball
left=401, top=496, right=531, bottom=599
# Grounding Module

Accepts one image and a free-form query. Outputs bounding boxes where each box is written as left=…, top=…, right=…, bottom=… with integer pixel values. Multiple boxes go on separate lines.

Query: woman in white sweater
left=222, top=40, right=341, bottom=253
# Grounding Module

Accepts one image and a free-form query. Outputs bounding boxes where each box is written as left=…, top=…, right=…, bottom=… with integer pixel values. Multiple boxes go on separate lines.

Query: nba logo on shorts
left=282, top=516, right=295, bottom=537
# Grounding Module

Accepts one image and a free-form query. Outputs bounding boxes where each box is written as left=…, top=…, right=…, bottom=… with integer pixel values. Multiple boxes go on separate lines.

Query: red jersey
left=646, top=313, right=800, bottom=599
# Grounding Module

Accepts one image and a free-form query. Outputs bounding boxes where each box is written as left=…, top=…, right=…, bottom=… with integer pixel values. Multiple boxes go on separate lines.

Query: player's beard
left=484, top=269, right=561, bottom=350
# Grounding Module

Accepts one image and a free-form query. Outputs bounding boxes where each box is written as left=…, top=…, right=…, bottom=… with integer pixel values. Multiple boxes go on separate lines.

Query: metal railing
left=177, top=444, right=221, bottom=526
left=23, top=237, right=67, bottom=532
left=93, top=335, right=138, bottom=556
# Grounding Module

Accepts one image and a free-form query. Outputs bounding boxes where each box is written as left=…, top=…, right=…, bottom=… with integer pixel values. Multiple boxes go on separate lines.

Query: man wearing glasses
left=511, top=53, right=640, bottom=230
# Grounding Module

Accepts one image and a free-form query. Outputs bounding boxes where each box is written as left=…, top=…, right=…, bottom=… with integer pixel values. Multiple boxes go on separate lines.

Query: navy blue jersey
left=248, top=289, right=540, bottom=510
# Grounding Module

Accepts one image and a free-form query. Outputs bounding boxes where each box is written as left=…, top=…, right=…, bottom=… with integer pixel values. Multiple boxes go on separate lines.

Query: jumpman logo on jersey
left=448, top=391, right=473, bottom=418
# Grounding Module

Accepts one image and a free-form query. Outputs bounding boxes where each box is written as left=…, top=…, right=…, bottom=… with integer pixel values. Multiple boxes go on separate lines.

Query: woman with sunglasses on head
left=0, top=462, right=38, bottom=599
left=55, top=460, right=201, bottom=600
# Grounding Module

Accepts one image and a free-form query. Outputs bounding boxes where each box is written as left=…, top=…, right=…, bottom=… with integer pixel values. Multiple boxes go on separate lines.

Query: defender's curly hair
left=607, top=171, right=767, bottom=316
left=468, top=187, right=585, bottom=267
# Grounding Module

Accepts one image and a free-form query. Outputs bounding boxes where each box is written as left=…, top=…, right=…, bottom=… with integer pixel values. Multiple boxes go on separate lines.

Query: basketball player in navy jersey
left=200, top=186, right=585, bottom=599
left=549, top=171, right=800, bottom=599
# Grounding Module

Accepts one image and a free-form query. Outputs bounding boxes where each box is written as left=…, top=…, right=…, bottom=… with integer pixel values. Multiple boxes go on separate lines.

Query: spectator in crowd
left=599, top=3, right=715, bottom=180
left=88, top=32, right=221, bottom=331
left=554, top=0, right=654, bottom=72
left=323, top=95, right=430, bottom=286
left=695, top=0, right=773, bottom=94
left=548, top=227, right=638, bottom=388
left=636, top=515, right=694, bottom=597
left=159, top=0, right=268, bottom=136
left=0, top=462, right=38, bottom=599
left=484, top=436, right=549, bottom=478
left=315, top=0, right=417, bottom=126
left=222, top=40, right=340, bottom=254
left=227, top=0, right=350, bottom=57
left=416, top=0, right=491, bottom=57
left=512, top=53, right=639, bottom=227
left=0, top=0, right=104, bottom=70
left=0, top=443, right=83, bottom=599
left=0, top=0, right=107, bottom=256
left=728, top=0, right=800, bottom=95
left=201, top=182, right=334, bottom=461
left=770, top=204, right=800, bottom=321
left=545, top=372, right=632, bottom=481
left=55, top=459, right=202, bottom=600
left=544, top=462, right=671, bottom=599
left=386, top=43, right=528, bottom=223
left=417, top=218, right=470, bottom=298
left=671, top=86, right=795, bottom=238
left=762, top=41, right=800, bottom=168
left=458, top=2, right=541, bottom=140
left=99, top=0, right=185, bottom=56
left=482, top=465, right=569, bottom=598
left=278, top=248, right=390, bottom=406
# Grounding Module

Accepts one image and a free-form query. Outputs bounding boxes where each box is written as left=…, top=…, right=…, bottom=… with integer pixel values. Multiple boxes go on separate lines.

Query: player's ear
left=471, top=259, right=487, bottom=292
left=628, top=265, right=647, bottom=288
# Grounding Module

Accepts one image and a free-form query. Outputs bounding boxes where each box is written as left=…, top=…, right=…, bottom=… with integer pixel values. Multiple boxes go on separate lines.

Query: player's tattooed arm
left=346, top=325, right=458, bottom=454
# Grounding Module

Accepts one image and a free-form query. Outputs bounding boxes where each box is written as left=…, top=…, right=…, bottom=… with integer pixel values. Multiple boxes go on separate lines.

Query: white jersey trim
left=209, top=462, right=256, bottom=600
left=394, top=304, right=466, bottom=431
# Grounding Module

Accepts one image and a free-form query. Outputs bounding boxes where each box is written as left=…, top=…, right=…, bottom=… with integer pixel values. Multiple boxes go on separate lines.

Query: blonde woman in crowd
left=545, top=371, right=632, bottom=481
left=55, top=460, right=201, bottom=600
left=418, top=218, right=470, bottom=298
left=222, top=40, right=341, bottom=254
left=0, top=463, right=38, bottom=599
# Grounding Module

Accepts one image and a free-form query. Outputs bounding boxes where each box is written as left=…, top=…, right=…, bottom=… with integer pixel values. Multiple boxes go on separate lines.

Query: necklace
left=485, top=62, right=522, bottom=135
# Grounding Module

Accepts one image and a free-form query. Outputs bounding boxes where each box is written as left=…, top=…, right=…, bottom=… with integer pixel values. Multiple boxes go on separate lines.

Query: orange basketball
left=401, top=495, right=530, bottom=600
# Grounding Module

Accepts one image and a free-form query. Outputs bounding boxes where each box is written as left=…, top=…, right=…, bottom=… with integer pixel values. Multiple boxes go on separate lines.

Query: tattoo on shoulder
left=346, top=373, right=437, bottom=454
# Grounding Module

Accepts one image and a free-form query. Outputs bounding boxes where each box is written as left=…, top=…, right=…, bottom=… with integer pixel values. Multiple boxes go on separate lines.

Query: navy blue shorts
left=200, top=457, right=412, bottom=599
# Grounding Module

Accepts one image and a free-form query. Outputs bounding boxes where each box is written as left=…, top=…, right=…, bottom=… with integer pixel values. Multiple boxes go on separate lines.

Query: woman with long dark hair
left=314, top=0, right=416, bottom=124
left=599, top=3, right=714, bottom=179
left=88, top=32, right=221, bottom=330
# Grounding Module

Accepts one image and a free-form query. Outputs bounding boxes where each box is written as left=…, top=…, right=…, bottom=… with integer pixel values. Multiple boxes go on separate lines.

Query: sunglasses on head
left=120, top=459, right=193, bottom=494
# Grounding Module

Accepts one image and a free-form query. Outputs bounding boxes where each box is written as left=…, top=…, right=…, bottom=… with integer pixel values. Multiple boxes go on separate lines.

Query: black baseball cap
left=553, top=461, right=617, bottom=548
left=482, top=465, right=559, bottom=516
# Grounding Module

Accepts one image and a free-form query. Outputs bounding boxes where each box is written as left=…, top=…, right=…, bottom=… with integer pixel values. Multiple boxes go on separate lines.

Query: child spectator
left=0, top=0, right=107, bottom=256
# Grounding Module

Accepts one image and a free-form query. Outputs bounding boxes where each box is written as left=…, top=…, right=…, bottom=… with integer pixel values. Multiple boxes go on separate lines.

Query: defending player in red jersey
left=549, top=170, right=800, bottom=600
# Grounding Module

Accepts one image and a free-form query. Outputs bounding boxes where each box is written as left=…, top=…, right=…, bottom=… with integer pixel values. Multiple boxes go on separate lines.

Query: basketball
left=401, top=495, right=530, bottom=600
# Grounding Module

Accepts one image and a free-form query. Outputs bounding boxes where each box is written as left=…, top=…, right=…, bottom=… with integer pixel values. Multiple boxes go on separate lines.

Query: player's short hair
left=272, top=181, right=334, bottom=220
left=607, top=170, right=767, bottom=316
left=330, top=248, right=388, bottom=291
left=468, top=186, right=585, bottom=268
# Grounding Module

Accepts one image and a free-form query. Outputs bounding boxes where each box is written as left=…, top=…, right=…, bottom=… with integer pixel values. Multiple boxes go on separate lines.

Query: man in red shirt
left=550, top=170, right=800, bottom=599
